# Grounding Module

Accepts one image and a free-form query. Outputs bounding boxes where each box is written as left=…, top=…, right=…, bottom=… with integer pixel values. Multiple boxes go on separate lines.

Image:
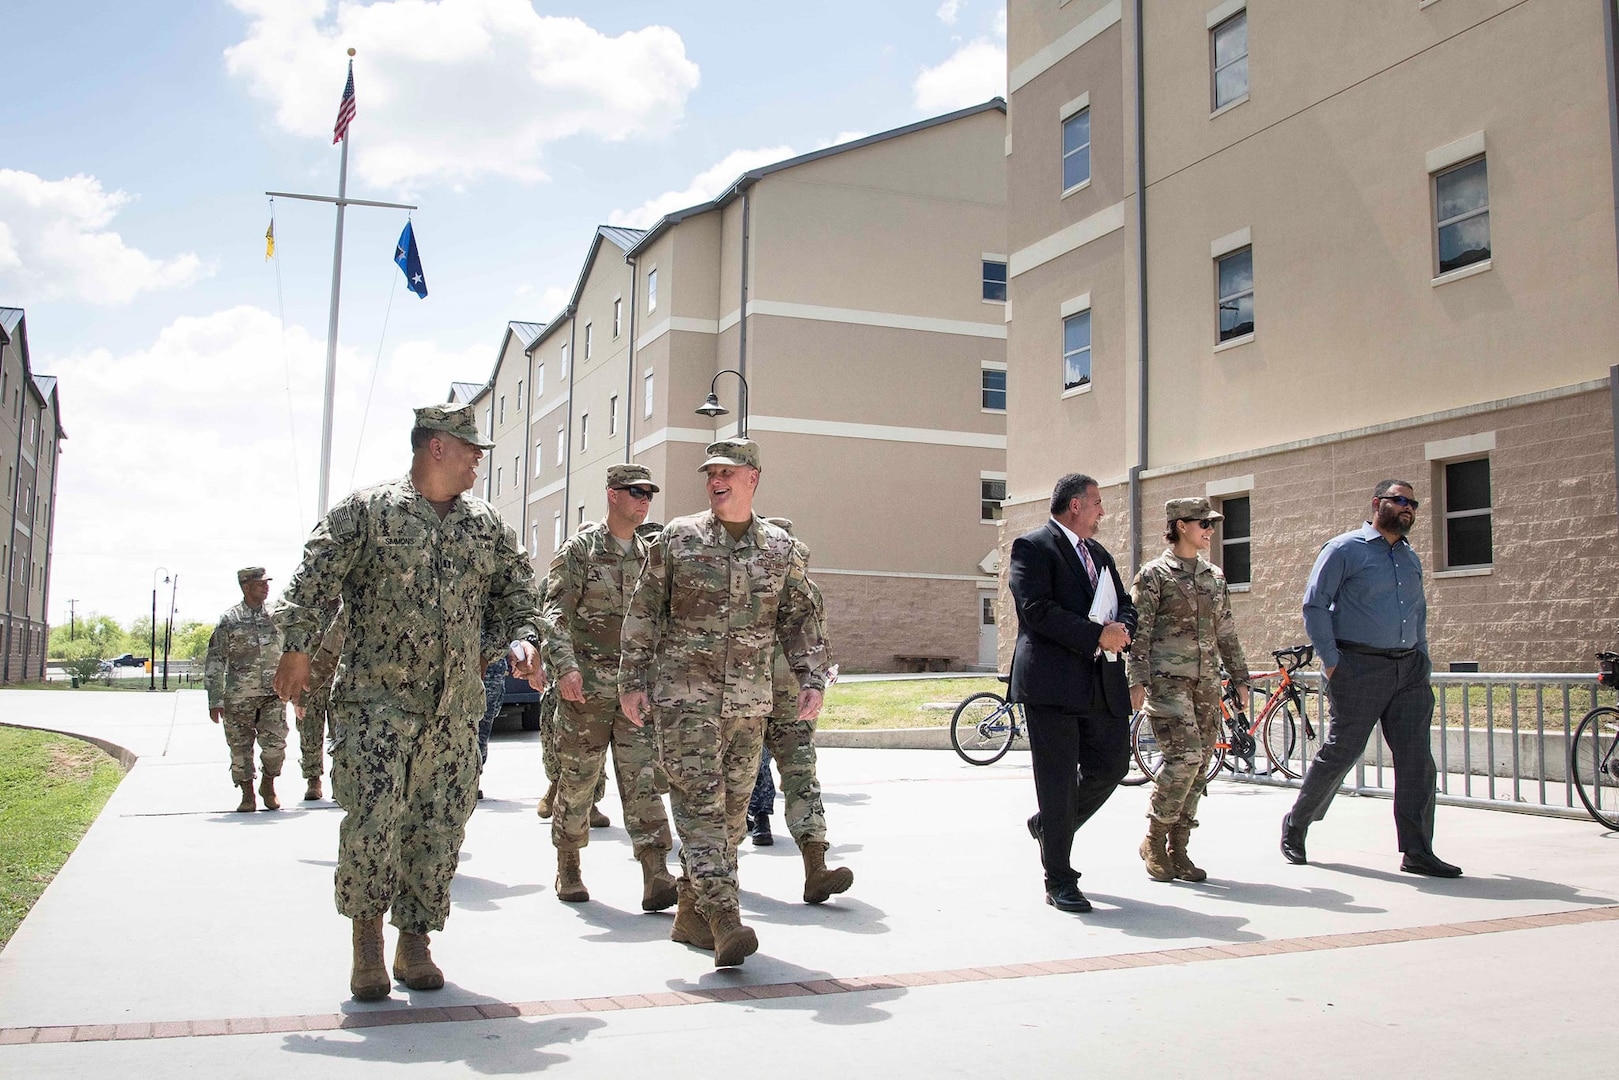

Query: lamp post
left=162, top=574, right=178, bottom=691
left=149, top=567, right=168, bottom=691
left=694, top=369, right=750, bottom=437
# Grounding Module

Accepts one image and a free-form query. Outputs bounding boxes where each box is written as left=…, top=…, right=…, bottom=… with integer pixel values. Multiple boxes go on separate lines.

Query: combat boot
left=392, top=930, right=444, bottom=991
left=259, top=775, right=280, bottom=811
left=638, top=850, right=678, bottom=912
left=589, top=804, right=610, bottom=828
left=350, top=915, right=390, bottom=1001
left=1139, top=818, right=1175, bottom=882
left=235, top=781, right=256, bottom=813
left=536, top=780, right=557, bottom=818
left=304, top=777, right=323, bottom=801
left=1168, top=822, right=1207, bottom=882
left=670, top=879, right=714, bottom=950
left=800, top=840, right=854, bottom=904
left=708, top=908, right=759, bottom=968
left=749, top=814, right=774, bottom=846
left=555, top=849, right=590, bottom=903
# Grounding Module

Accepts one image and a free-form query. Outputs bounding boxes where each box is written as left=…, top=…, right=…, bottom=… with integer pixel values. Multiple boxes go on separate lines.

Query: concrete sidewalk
left=1, top=688, right=1614, bottom=1077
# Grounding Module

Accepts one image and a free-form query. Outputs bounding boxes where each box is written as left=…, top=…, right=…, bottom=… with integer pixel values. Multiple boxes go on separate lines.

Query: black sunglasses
left=1180, top=518, right=1217, bottom=529
left=1379, top=495, right=1419, bottom=510
left=618, top=486, right=656, bottom=500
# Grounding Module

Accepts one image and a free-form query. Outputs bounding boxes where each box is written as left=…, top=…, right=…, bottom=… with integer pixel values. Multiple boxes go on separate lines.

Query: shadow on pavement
left=450, top=871, right=547, bottom=913
left=1185, top=878, right=1388, bottom=915
left=740, top=889, right=890, bottom=934
left=1076, top=892, right=1263, bottom=942
left=667, top=957, right=905, bottom=1026
left=1310, top=864, right=1618, bottom=905
left=558, top=899, right=677, bottom=944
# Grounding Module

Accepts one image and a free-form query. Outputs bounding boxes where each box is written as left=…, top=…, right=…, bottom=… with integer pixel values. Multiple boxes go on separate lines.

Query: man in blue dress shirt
left=1281, top=479, right=1461, bottom=877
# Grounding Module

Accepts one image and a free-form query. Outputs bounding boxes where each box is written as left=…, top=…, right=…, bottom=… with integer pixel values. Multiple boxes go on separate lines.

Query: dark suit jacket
left=1007, top=519, right=1137, bottom=717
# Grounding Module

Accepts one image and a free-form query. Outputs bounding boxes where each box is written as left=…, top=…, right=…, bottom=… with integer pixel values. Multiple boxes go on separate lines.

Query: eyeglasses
left=1180, top=518, right=1217, bottom=529
left=1379, top=495, right=1419, bottom=510
left=617, top=486, right=656, bottom=500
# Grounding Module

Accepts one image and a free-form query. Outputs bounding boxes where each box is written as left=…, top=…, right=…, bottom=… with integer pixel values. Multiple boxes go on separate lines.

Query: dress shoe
left=1400, top=852, right=1462, bottom=878
left=1026, top=814, right=1041, bottom=842
left=1044, top=883, right=1091, bottom=913
left=1280, top=813, right=1308, bottom=865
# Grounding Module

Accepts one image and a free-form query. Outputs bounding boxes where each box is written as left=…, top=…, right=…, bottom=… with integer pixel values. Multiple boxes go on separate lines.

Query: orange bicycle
left=1131, top=645, right=1321, bottom=782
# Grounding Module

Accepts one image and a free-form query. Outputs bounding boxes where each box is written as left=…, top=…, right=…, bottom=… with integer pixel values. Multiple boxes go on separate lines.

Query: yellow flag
left=265, top=220, right=275, bottom=261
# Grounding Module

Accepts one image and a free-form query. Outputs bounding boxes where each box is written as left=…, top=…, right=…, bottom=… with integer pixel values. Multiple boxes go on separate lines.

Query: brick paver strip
left=5, top=904, right=1614, bottom=1047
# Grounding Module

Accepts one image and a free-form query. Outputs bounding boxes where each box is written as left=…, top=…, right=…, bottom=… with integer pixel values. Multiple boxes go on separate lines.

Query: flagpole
left=317, top=123, right=349, bottom=517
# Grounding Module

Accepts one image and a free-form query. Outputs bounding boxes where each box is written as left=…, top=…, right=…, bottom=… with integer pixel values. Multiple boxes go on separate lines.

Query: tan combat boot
left=801, top=840, right=854, bottom=904
left=304, top=777, right=323, bottom=801
left=589, top=804, right=610, bottom=828
left=1168, top=822, right=1207, bottom=882
left=708, top=908, right=759, bottom=968
left=638, top=850, right=678, bottom=912
left=555, top=849, right=590, bottom=903
left=350, top=915, right=390, bottom=1001
left=670, top=879, right=714, bottom=950
left=1139, top=818, right=1175, bottom=882
left=536, top=780, right=557, bottom=818
left=258, top=775, right=280, bottom=811
left=235, top=781, right=256, bottom=813
left=392, top=930, right=445, bottom=991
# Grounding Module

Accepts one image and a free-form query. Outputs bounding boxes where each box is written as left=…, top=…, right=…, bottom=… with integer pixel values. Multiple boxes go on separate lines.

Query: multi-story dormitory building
left=1, top=307, right=65, bottom=683
left=999, top=0, right=1619, bottom=672
left=459, top=102, right=1010, bottom=671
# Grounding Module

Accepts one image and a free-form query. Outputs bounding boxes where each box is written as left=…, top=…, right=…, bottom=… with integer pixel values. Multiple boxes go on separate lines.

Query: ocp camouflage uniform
left=619, top=511, right=828, bottom=922
left=277, top=475, right=543, bottom=934
left=1127, top=550, right=1250, bottom=829
left=204, top=601, right=286, bottom=786
left=543, top=523, right=670, bottom=858
left=298, top=610, right=345, bottom=783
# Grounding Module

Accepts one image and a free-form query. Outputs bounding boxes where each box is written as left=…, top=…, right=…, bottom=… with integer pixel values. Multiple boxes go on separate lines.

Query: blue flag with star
left=394, top=221, right=428, bottom=299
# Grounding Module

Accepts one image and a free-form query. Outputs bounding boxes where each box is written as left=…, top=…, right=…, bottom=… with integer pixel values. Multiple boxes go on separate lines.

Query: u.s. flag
left=332, top=60, right=356, bottom=145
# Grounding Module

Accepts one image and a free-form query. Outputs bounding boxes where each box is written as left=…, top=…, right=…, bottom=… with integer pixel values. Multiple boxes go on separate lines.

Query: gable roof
left=524, top=225, right=647, bottom=354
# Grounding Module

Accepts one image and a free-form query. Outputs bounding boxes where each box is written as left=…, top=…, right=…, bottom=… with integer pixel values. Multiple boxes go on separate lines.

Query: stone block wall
left=818, top=573, right=981, bottom=673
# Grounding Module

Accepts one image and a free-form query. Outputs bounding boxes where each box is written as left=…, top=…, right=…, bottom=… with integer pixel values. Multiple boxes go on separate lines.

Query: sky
left=0, top=0, right=1008, bottom=630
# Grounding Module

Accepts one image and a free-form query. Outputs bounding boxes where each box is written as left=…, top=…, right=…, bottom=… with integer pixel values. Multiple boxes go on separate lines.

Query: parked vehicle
left=111, top=654, right=146, bottom=667
left=500, top=673, right=544, bottom=731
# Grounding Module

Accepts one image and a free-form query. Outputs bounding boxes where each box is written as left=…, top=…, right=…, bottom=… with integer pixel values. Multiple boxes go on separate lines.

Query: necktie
left=1077, top=540, right=1098, bottom=588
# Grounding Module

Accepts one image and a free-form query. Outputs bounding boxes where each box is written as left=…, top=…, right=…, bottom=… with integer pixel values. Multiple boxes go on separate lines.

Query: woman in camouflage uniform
left=1126, top=498, right=1250, bottom=882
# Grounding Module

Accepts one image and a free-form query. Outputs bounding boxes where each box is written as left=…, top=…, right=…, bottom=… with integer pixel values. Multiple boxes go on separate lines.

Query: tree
left=57, top=639, right=105, bottom=685
left=48, top=614, right=124, bottom=659
left=171, top=621, right=215, bottom=661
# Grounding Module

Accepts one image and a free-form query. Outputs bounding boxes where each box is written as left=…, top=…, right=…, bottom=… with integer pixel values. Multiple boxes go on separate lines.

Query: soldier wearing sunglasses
left=1282, top=479, right=1461, bottom=878
left=1126, top=497, right=1250, bottom=883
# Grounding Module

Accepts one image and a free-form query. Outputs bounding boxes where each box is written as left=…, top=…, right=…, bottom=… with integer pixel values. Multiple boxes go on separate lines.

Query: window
left=1063, top=310, right=1092, bottom=391
left=647, top=268, right=658, bottom=312
left=553, top=511, right=563, bottom=551
left=584, top=323, right=593, bottom=359
left=516, top=380, right=523, bottom=411
left=556, top=425, right=565, bottom=464
left=1217, top=247, right=1254, bottom=342
left=577, top=504, right=586, bottom=528
left=495, top=466, right=502, bottom=496
left=644, top=370, right=655, bottom=418
left=982, top=365, right=1007, bottom=410
left=982, top=259, right=1007, bottom=302
left=1061, top=108, right=1090, bottom=192
left=513, top=455, right=519, bottom=488
left=609, top=395, right=619, bottom=435
left=530, top=523, right=539, bottom=557
left=1212, top=10, right=1248, bottom=110
left=980, top=475, right=1007, bottom=522
left=1435, top=157, right=1490, bottom=276
left=535, top=363, right=545, bottom=402
left=981, top=595, right=996, bottom=626
left=1443, top=458, right=1492, bottom=567
left=1219, top=496, right=1251, bottom=585
left=580, top=412, right=589, bottom=450
left=613, top=298, right=622, bottom=337
left=534, top=441, right=543, bottom=475
left=560, top=343, right=569, bottom=377
left=499, top=395, right=506, bottom=424
left=484, top=406, right=493, bottom=435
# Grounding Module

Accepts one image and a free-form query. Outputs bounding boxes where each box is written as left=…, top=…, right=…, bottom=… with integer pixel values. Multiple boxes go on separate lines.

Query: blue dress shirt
left=1301, top=522, right=1428, bottom=670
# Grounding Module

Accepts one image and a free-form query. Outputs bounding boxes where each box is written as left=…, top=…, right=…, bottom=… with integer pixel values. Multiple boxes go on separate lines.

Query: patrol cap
left=763, top=516, right=793, bottom=534
left=699, top=437, right=760, bottom=471
left=1165, top=497, right=1223, bottom=522
left=413, top=402, right=495, bottom=450
left=237, top=566, right=270, bottom=585
left=606, top=463, right=660, bottom=492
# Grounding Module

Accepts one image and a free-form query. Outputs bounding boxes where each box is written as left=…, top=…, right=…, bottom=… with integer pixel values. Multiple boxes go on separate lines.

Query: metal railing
left=1237, top=669, right=1604, bottom=820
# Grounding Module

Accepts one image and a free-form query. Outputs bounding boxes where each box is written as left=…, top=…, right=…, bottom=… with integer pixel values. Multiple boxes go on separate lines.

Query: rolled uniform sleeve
left=1214, top=576, right=1250, bottom=688
left=775, top=549, right=829, bottom=693
left=619, top=532, right=669, bottom=697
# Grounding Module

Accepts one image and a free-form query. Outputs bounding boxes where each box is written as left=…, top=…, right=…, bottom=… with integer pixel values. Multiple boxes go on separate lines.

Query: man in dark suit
left=1008, top=473, right=1137, bottom=913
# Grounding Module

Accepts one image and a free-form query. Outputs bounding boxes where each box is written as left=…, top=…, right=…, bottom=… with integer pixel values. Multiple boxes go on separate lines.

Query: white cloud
left=44, top=306, right=485, bottom=623
left=914, top=5, right=1007, bottom=113
left=0, top=170, right=206, bottom=305
left=608, top=146, right=795, bottom=230
left=937, top=1, right=965, bottom=26
left=224, top=0, right=701, bottom=189
left=816, top=130, right=870, bottom=150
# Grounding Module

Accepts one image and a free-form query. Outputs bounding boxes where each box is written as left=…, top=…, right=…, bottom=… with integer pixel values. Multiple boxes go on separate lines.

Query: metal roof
left=0, top=307, right=22, bottom=338
left=507, top=321, right=546, bottom=348
left=598, top=226, right=647, bottom=253
left=448, top=381, right=486, bottom=403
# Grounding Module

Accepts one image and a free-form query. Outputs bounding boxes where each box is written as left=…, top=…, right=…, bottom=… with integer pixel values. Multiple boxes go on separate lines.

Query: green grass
left=0, top=727, right=126, bottom=947
left=819, top=677, right=1003, bottom=730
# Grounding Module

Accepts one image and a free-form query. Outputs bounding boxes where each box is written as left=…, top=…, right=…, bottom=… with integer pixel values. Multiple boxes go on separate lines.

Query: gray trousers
left=1288, top=648, right=1438, bottom=856
left=1288, top=647, right=1444, bottom=854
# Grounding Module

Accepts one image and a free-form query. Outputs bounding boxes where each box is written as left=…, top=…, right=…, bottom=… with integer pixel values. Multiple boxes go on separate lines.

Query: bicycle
left=948, top=681, right=1152, bottom=783
left=1570, top=652, right=1619, bottom=829
left=1130, top=644, right=1321, bottom=783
